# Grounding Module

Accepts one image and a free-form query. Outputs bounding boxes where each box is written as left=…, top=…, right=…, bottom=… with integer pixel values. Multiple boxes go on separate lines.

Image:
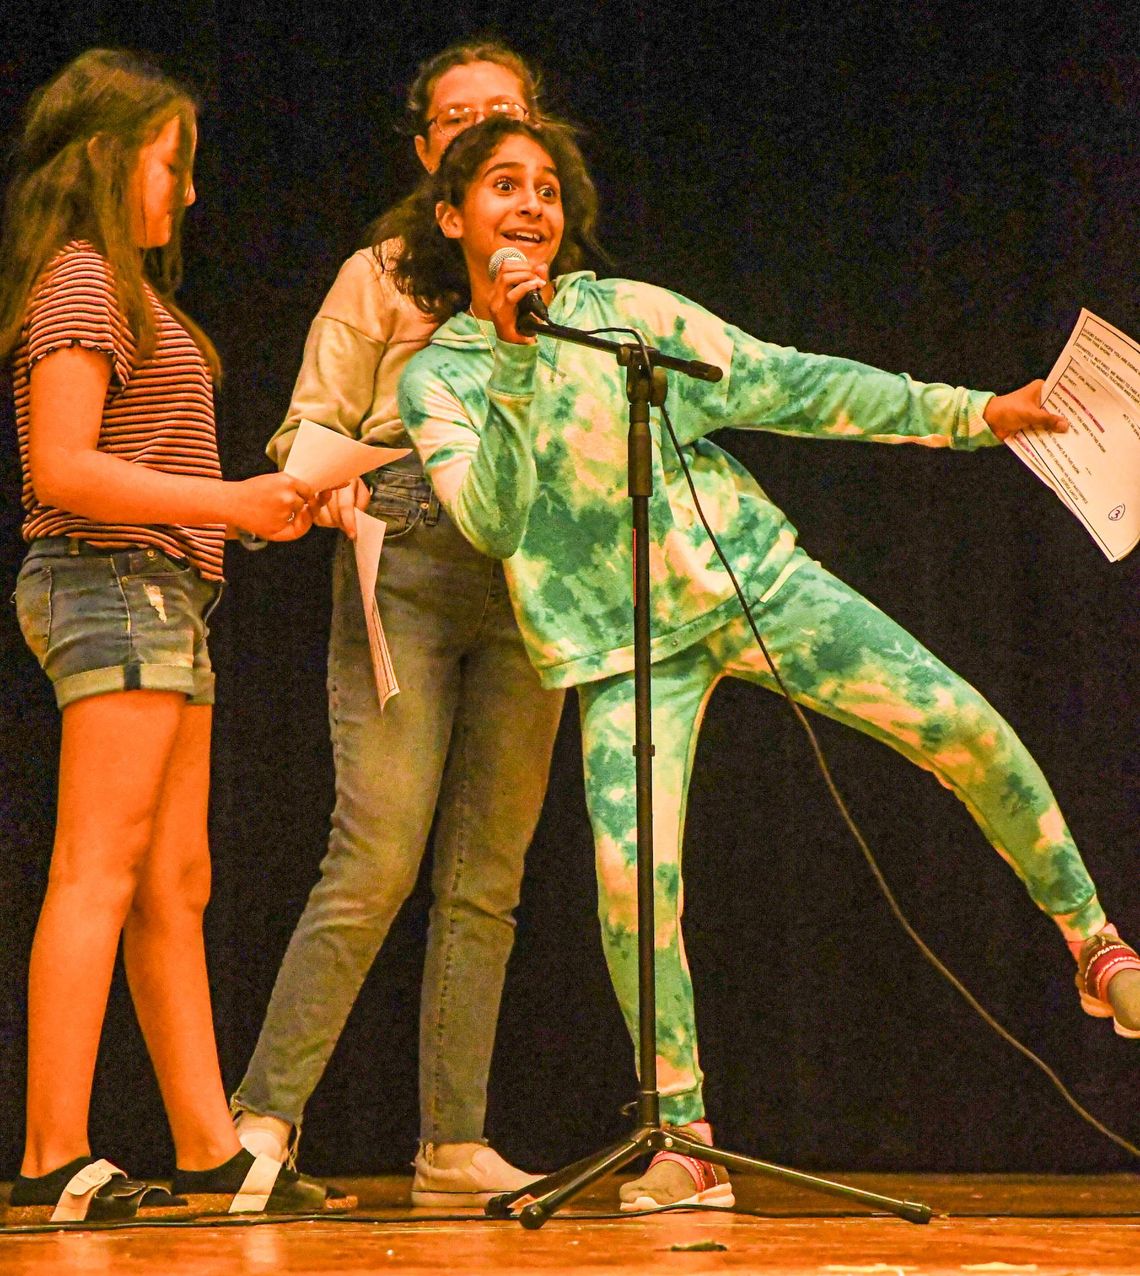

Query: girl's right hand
left=313, top=477, right=370, bottom=539
left=489, top=259, right=548, bottom=345
left=229, top=472, right=314, bottom=538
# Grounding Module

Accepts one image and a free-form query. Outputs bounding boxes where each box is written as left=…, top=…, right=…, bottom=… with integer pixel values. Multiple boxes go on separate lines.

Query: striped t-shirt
left=12, top=240, right=225, bottom=580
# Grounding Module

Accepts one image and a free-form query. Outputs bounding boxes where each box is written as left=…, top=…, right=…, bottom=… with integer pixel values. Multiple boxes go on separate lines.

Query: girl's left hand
left=489, top=259, right=548, bottom=345
left=983, top=380, right=1068, bottom=439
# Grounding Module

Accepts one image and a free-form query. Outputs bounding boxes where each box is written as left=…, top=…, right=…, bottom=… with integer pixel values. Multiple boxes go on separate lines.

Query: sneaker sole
left=1079, top=989, right=1115, bottom=1019
left=620, top=1181, right=735, bottom=1212
left=411, top=1189, right=501, bottom=1208
left=2, top=1201, right=196, bottom=1225
left=178, top=1191, right=357, bottom=1216
left=1079, top=988, right=1140, bottom=1036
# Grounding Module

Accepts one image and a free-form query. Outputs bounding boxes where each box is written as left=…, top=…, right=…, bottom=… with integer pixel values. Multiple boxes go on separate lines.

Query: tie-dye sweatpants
left=577, top=556, right=1104, bottom=1126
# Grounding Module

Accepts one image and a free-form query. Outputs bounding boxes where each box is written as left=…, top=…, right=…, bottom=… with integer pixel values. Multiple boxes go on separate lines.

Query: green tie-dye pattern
left=399, top=274, right=997, bottom=690
left=1003, top=772, right=1041, bottom=822
left=576, top=562, right=1102, bottom=1124
left=399, top=275, right=1104, bottom=1125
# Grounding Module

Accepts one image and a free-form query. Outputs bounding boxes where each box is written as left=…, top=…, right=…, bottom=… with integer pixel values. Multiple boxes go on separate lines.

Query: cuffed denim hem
left=15, top=540, right=221, bottom=710
left=53, top=662, right=214, bottom=709
left=419, top=1126, right=489, bottom=1146
left=230, top=1090, right=300, bottom=1129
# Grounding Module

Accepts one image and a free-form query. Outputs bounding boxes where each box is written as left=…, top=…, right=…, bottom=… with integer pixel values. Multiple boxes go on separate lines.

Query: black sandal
left=171, top=1148, right=357, bottom=1215
left=6, top=1157, right=188, bottom=1224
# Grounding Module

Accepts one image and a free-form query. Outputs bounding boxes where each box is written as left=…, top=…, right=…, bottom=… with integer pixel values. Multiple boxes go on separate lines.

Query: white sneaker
left=411, top=1141, right=540, bottom=1207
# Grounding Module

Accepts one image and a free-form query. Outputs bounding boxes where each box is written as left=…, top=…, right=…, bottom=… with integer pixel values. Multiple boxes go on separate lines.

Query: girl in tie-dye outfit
left=390, top=118, right=1140, bottom=1209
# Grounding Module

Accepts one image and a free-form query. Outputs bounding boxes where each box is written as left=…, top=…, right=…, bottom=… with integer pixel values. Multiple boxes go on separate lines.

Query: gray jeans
left=233, top=467, right=564, bottom=1141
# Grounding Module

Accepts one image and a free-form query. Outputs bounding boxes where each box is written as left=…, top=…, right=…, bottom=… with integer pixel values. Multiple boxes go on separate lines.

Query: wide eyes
left=490, top=176, right=560, bottom=202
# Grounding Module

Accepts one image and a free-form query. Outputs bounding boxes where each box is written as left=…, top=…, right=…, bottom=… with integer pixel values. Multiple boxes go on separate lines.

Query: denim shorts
left=13, top=538, right=224, bottom=709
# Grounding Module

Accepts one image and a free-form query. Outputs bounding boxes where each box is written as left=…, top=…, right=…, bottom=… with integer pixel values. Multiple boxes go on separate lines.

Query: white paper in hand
left=284, top=419, right=410, bottom=490
left=353, top=508, right=399, bottom=708
left=284, top=419, right=409, bottom=707
left=1006, top=311, right=1140, bottom=561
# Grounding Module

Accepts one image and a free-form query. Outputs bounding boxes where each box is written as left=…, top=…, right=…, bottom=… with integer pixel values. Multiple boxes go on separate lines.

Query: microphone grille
left=487, top=245, right=527, bottom=282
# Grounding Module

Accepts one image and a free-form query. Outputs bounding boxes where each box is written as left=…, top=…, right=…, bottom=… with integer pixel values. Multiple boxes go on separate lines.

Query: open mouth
left=502, top=231, right=544, bottom=245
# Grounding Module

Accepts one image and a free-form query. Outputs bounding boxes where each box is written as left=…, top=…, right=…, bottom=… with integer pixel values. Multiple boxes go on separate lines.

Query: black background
left=1, top=1, right=1137, bottom=1179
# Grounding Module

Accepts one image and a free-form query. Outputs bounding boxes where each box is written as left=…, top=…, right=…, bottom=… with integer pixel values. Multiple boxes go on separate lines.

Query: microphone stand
left=487, top=316, right=933, bottom=1230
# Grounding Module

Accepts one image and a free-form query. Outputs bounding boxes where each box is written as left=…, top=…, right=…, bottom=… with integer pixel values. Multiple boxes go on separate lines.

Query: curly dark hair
left=375, top=117, right=600, bottom=323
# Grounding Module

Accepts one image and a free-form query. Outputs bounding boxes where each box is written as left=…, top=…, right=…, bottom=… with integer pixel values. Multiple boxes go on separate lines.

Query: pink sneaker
left=619, top=1122, right=735, bottom=1211
left=1077, top=931, right=1140, bottom=1038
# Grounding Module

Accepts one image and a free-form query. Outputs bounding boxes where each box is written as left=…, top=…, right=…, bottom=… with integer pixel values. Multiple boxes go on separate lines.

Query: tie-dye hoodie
left=398, top=272, right=996, bottom=689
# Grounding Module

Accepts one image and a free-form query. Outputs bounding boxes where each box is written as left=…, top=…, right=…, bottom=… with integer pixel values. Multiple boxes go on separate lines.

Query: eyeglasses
left=427, top=100, right=530, bottom=136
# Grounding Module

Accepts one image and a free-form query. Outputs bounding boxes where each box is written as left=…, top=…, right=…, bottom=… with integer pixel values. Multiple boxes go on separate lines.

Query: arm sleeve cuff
left=959, top=389, right=1001, bottom=448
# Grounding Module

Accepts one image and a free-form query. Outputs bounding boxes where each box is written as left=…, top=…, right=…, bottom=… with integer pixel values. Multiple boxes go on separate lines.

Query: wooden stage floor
left=2, top=1173, right=1139, bottom=1274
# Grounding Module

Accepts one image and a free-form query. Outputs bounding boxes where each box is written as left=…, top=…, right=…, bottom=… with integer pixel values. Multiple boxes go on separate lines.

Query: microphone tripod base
left=484, top=1124, right=934, bottom=1229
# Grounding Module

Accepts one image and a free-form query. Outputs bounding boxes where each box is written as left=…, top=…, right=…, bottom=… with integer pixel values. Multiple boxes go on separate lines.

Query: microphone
left=487, top=245, right=550, bottom=325
left=487, top=246, right=723, bottom=382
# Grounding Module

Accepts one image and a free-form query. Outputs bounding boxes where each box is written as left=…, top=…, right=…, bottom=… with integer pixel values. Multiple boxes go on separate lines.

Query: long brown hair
left=376, top=117, right=601, bottom=324
left=0, top=48, right=220, bottom=378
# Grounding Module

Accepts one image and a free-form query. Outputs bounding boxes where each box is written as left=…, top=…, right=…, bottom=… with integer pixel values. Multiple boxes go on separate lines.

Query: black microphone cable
left=570, top=321, right=1139, bottom=1161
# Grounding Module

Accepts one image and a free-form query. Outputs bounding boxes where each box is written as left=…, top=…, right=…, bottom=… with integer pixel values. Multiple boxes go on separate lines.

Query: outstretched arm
left=615, top=282, right=1064, bottom=451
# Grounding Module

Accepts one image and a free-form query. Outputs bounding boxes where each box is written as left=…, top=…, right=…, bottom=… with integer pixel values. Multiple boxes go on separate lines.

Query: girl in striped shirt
left=0, top=49, right=347, bottom=1221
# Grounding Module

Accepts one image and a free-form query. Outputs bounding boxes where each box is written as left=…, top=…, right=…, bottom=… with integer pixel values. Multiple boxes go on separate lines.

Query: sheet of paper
left=353, top=509, right=399, bottom=709
left=284, top=419, right=411, bottom=490
left=1007, top=432, right=1082, bottom=517
left=1050, top=310, right=1140, bottom=416
left=1005, top=310, right=1140, bottom=561
left=284, top=419, right=408, bottom=707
